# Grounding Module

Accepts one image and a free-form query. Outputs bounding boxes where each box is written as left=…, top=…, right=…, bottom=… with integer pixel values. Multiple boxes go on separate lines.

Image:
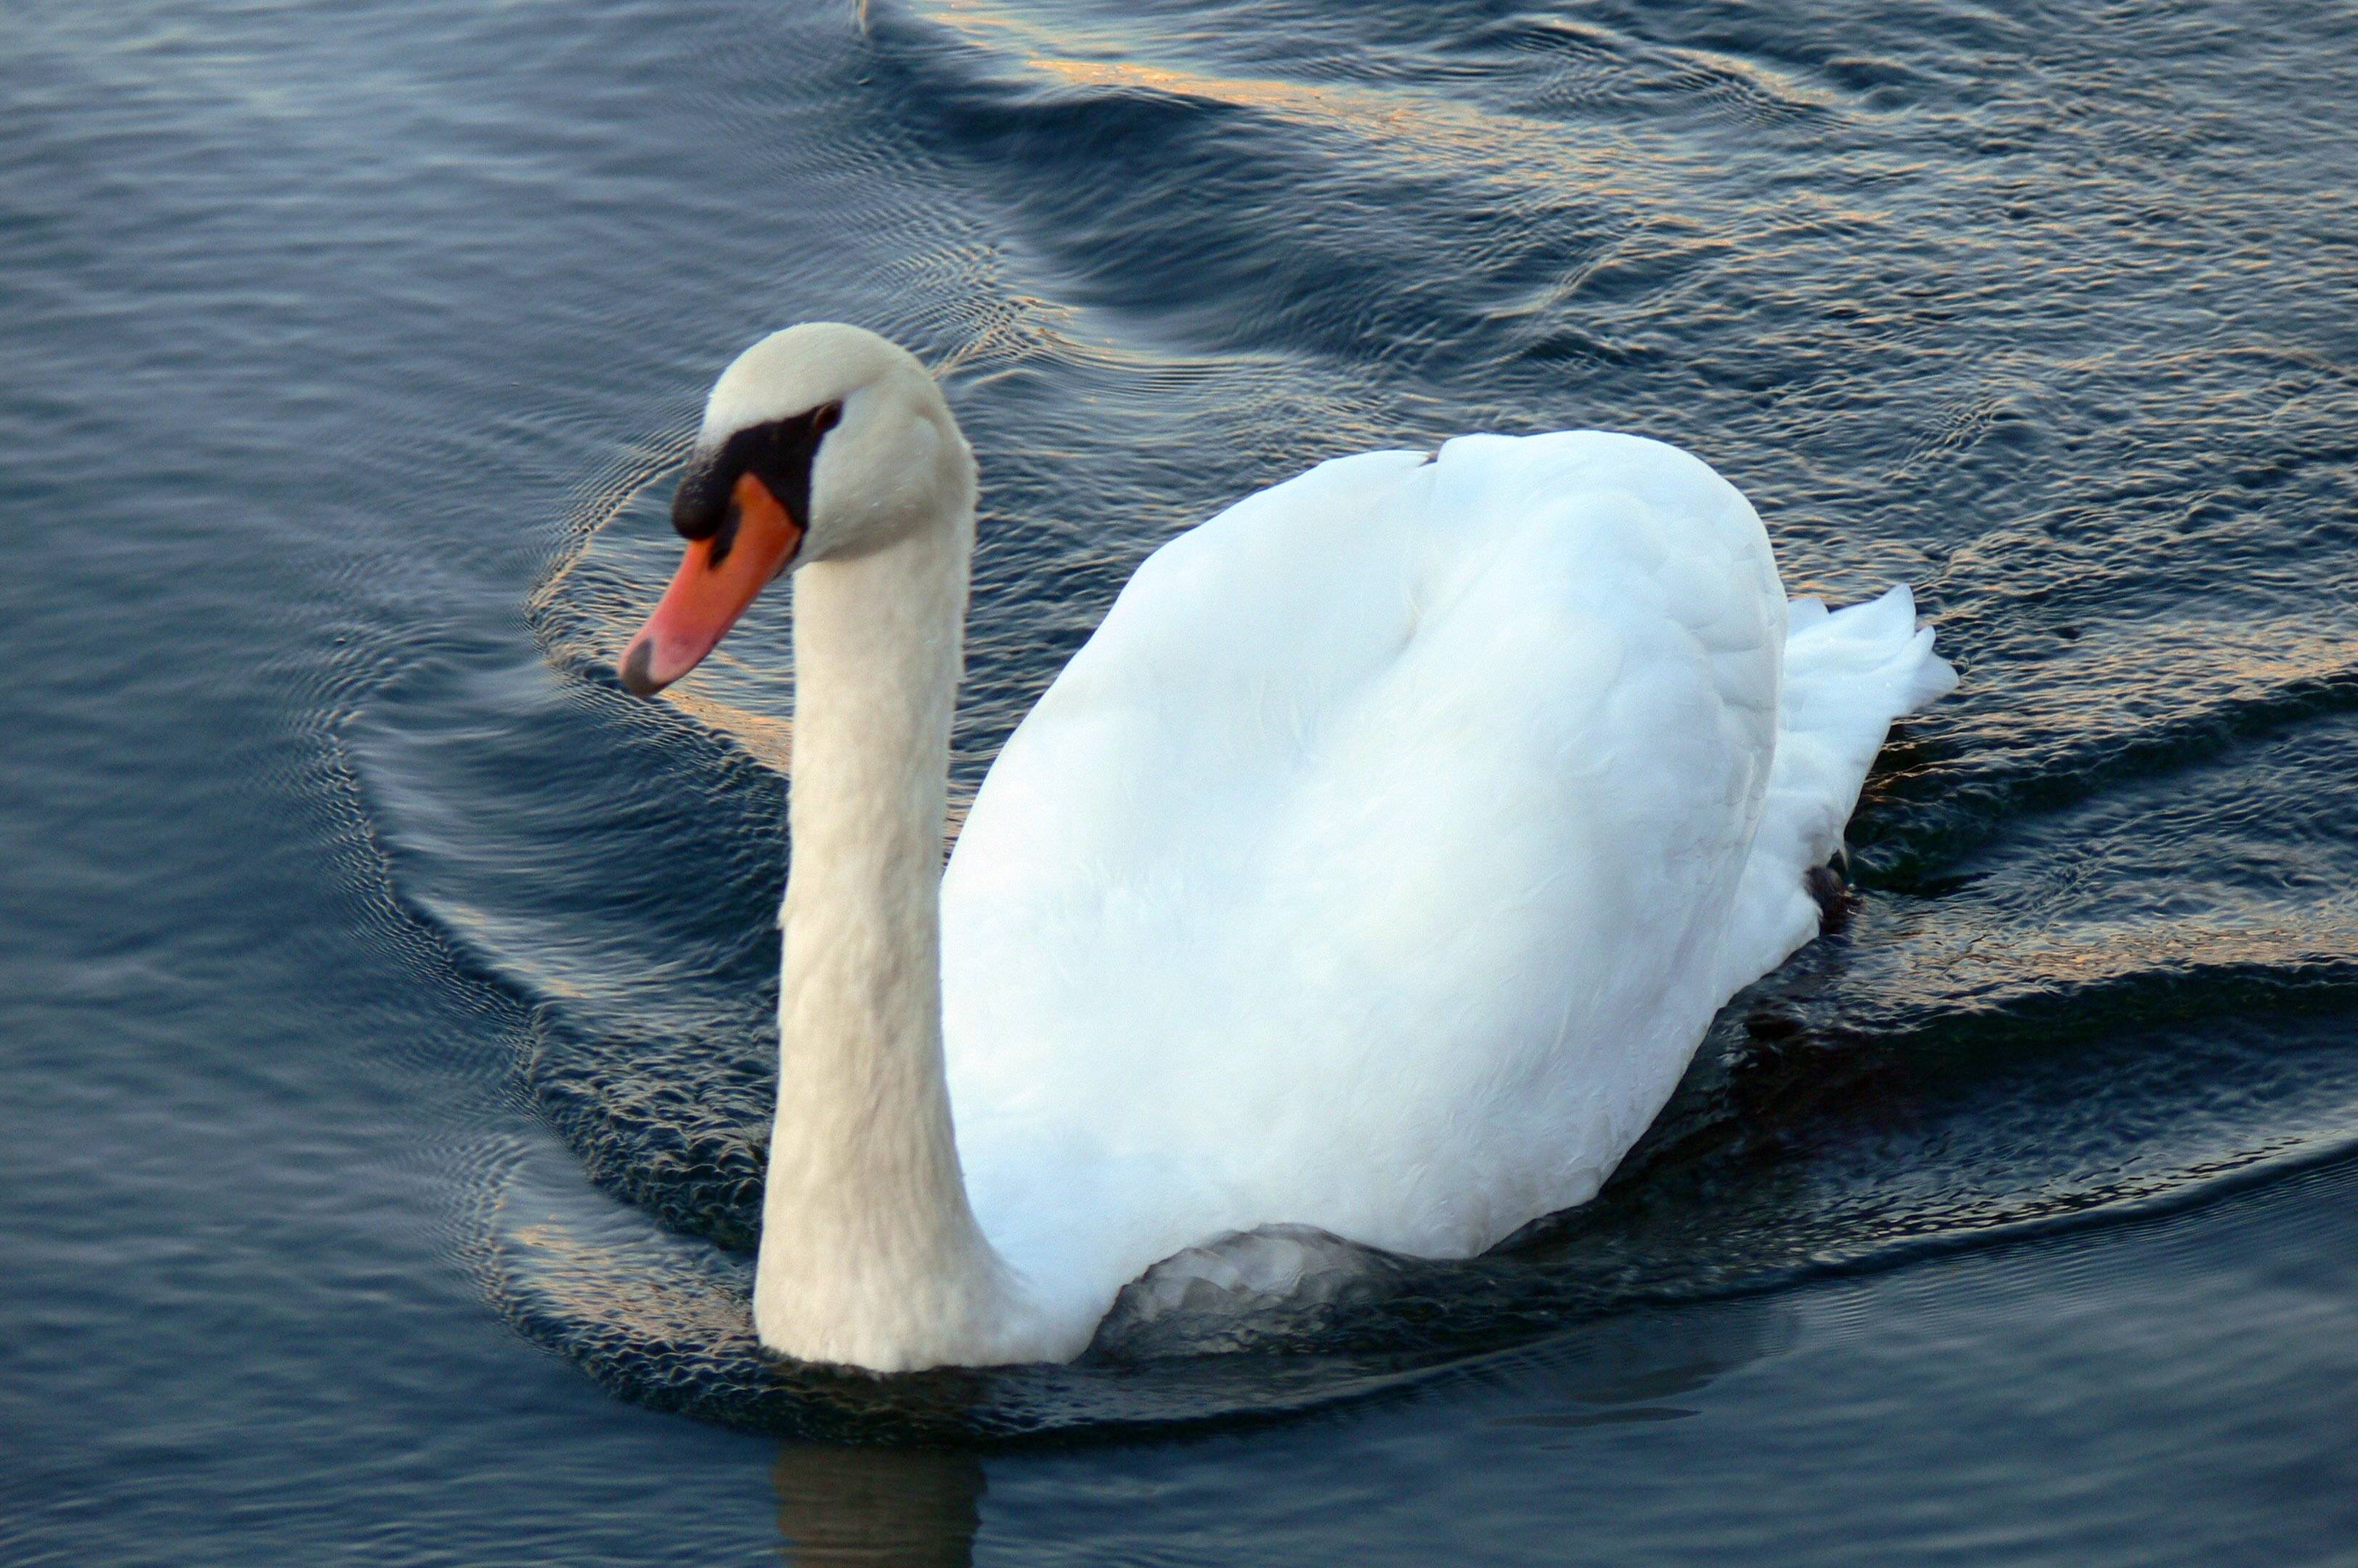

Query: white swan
left=618, top=323, right=1956, bottom=1371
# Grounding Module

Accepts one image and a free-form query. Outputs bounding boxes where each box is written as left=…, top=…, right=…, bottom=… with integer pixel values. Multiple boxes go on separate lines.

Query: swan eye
left=672, top=400, right=844, bottom=558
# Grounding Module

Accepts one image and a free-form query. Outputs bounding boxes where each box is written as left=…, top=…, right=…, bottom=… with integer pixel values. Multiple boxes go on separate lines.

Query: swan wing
left=940, top=432, right=1787, bottom=1314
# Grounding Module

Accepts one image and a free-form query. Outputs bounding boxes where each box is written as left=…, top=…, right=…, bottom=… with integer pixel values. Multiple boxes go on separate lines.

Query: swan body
left=619, top=324, right=1956, bottom=1371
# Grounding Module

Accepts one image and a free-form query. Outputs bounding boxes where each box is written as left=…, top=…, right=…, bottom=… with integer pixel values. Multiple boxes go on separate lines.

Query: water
left=4, top=0, right=2355, bottom=1559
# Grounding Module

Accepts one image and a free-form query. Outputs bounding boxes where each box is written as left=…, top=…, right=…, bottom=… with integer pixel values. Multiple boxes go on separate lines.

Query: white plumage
left=621, top=324, right=1957, bottom=1369
left=941, top=432, right=1953, bottom=1351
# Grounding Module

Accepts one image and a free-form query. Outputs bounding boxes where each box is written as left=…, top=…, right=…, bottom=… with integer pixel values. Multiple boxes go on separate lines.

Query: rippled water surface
left=6, top=0, right=2357, bottom=1560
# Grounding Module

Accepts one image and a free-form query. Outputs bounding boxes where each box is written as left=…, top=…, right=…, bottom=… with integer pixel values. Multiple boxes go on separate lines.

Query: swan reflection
left=772, top=1443, right=985, bottom=1567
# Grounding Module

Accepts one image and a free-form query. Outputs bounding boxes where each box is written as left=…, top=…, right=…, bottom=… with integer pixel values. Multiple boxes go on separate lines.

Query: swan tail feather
left=1719, top=584, right=1957, bottom=994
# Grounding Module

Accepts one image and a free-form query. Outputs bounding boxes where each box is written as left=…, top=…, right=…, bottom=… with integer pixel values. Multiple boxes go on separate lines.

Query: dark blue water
left=6, top=0, right=2357, bottom=1559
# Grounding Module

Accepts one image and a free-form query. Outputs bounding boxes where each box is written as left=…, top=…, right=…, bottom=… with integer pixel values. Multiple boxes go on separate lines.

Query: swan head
left=619, top=322, right=974, bottom=696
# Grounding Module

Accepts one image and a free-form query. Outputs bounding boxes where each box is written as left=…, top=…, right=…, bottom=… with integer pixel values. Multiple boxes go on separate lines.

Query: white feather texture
left=667, top=325, right=1956, bottom=1371
left=937, top=432, right=1952, bottom=1360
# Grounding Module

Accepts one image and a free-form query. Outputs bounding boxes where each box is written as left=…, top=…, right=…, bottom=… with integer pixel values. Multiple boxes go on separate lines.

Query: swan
left=616, top=322, right=1957, bottom=1371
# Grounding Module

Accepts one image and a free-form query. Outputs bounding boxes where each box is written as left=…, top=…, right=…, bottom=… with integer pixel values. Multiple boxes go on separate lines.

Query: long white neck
left=751, top=502, right=1028, bottom=1371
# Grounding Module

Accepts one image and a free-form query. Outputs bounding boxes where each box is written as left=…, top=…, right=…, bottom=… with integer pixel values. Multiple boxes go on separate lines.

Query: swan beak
left=619, top=472, right=805, bottom=697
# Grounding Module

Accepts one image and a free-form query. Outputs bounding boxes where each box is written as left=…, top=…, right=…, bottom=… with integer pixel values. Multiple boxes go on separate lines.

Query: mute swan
left=617, top=323, right=1956, bottom=1371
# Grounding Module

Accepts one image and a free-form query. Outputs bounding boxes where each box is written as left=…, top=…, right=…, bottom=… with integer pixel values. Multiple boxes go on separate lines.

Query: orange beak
left=619, top=471, right=805, bottom=697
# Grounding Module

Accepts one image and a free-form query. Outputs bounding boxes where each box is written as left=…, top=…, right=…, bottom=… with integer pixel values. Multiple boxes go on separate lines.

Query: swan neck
left=754, top=507, right=1019, bottom=1369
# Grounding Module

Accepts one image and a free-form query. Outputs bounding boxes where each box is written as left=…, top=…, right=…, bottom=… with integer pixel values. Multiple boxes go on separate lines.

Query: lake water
left=5, top=0, right=2356, bottom=1561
